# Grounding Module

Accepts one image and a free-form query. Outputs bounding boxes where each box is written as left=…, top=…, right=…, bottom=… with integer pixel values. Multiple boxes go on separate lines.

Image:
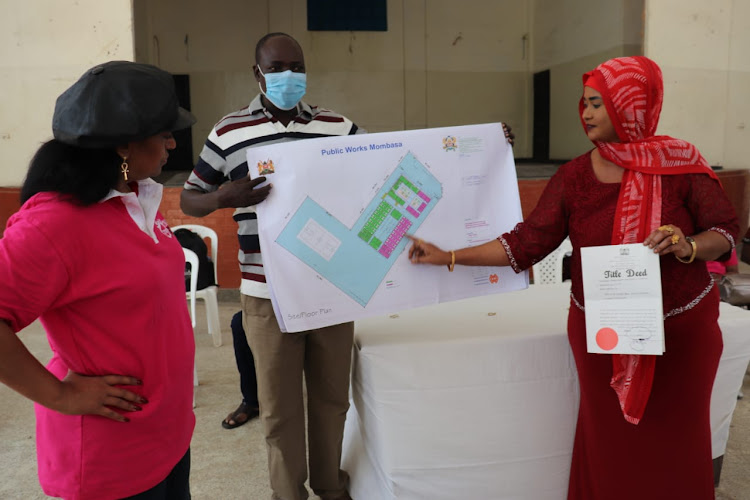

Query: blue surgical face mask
left=258, top=67, right=307, bottom=111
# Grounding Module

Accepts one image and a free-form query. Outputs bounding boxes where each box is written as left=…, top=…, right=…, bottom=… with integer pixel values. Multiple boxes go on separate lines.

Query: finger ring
left=671, top=234, right=680, bottom=245
left=659, top=225, right=675, bottom=234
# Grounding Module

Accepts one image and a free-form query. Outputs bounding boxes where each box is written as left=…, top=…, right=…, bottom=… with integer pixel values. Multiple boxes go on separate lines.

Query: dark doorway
left=533, top=70, right=550, bottom=161
left=163, top=74, right=194, bottom=171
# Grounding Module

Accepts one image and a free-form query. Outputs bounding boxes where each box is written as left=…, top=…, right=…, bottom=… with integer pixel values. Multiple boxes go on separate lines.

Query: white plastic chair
left=183, top=247, right=199, bottom=407
left=183, top=248, right=199, bottom=326
left=532, top=238, right=573, bottom=285
left=173, top=224, right=222, bottom=347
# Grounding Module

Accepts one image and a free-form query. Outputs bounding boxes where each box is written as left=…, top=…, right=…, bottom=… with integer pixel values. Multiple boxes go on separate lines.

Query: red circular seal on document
left=596, top=327, right=619, bottom=351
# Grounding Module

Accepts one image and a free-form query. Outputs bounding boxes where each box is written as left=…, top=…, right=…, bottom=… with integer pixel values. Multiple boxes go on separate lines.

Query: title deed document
left=581, top=243, right=665, bottom=355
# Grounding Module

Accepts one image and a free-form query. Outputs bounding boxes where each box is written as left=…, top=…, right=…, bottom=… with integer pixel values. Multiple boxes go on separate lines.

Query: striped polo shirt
left=184, top=94, right=363, bottom=298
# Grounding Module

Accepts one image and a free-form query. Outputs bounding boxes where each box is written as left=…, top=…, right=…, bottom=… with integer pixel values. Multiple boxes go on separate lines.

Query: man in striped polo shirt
left=181, top=33, right=361, bottom=500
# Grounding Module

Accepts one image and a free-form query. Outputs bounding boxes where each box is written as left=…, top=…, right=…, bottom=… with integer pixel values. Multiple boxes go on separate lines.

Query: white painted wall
left=645, top=0, right=750, bottom=169
left=1, top=0, right=746, bottom=187
left=134, top=0, right=533, bottom=160
left=532, top=0, right=644, bottom=159
left=532, top=0, right=637, bottom=71
left=0, top=0, right=134, bottom=186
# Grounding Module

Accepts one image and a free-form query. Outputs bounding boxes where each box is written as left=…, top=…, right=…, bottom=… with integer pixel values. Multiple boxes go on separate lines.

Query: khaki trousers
left=242, top=295, right=353, bottom=500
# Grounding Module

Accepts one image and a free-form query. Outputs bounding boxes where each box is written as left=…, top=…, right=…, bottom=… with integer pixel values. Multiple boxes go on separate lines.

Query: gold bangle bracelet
left=675, top=236, right=697, bottom=264
left=447, top=250, right=456, bottom=272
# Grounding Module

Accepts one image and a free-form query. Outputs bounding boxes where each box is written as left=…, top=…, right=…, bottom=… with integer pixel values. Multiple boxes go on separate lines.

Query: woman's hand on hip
left=54, top=371, right=148, bottom=422
left=643, top=224, right=692, bottom=259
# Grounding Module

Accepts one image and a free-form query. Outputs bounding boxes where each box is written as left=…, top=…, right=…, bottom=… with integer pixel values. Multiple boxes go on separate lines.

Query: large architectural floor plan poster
left=248, top=122, right=527, bottom=332
left=275, top=152, right=441, bottom=307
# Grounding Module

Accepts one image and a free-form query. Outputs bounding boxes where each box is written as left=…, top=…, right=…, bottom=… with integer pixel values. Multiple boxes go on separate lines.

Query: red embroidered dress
left=501, top=152, right=736, bottom=498
left=500, top=55, right=738, bottom=499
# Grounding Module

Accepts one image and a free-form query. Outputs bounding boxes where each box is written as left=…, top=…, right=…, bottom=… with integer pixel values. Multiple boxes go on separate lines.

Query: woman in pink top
left=0, top=62, right=196, bottom=499
left=707, top=248, right=739, bottom=284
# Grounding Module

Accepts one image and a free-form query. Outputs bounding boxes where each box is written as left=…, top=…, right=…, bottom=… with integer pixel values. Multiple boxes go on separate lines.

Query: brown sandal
left=221, top=401, right=259, bottom=429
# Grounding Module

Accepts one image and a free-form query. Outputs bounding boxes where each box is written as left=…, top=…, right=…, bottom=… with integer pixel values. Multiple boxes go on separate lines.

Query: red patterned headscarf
left=580, top=56, right=717, bottom=425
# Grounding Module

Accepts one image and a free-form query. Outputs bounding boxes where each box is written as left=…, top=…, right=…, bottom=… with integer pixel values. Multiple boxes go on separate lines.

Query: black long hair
left=20, top=139, right=121, bottom=206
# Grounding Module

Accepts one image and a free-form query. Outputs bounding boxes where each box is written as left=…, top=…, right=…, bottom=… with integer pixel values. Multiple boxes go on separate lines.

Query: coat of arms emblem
left=257, top=159, right=275, bottom=175
left=442, top=136, right=458, bottom=151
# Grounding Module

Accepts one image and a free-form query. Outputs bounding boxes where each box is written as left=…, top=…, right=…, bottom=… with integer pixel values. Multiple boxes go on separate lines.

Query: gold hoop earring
left=120, top=159, right=129, bottom=181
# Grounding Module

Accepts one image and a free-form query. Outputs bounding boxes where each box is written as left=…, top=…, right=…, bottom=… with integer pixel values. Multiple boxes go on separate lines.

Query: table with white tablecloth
left=341, top=283, right=750, bottom=500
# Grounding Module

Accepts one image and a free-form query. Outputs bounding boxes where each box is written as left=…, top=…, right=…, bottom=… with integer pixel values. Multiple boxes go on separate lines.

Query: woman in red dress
left=407, top=56, right=737, bottom=499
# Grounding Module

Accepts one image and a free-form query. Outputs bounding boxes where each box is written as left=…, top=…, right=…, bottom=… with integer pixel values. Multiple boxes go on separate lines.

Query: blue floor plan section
left=275, top=152, right=442, bottom=306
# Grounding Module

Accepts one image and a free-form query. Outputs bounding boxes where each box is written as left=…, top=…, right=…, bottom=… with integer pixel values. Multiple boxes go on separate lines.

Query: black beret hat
left=52, top=61, right=196, bottom=148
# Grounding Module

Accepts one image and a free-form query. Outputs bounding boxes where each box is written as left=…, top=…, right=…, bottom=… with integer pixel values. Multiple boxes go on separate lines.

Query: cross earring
left=120, top=159, right=129, bottom=181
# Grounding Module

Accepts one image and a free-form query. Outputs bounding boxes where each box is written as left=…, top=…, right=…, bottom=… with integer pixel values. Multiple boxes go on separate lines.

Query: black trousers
left=231, top=311, right=259, bottom=407
left=121, top=449, right=191, bottom=500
